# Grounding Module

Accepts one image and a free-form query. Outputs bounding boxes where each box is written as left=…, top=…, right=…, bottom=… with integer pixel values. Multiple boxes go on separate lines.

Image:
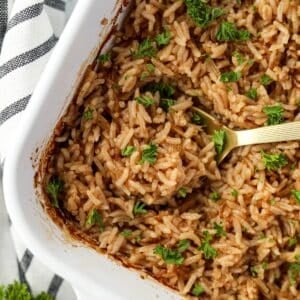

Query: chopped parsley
left=46, top=177, right=63, bottom=208
left=133, top=201, right=148, bottom=216
left=216, top=22, right=251, bottom=42
left=133, top=38, right=157, bottom=59
left=144, top=82, right=175, bottom=98
left=261, top=262, right=269, bottom=270
left=288, top=262, right=300, bottom=285
left=154, top=245, right=184, bottom=265
left=261, top=151, right=288, bottom=171
left=146, top=64, right=155, bottom=73
left=177, top=239, right=190, bottom=253
left=191, top=283, right=205, bottom=296
left=83, top=107, right=94, bottom=120
left=0, top=281, right=53, bottom=300
left=246, top=88, right=258, bottom=100
left=220, top=71, right=241, bottom=83
left=291, top=190, right=300, bottom=204
left=262, top=105, right=284, bottom=125
left=199, top=231, right=218, bottom=260
left=210, top=191, right=221, bottom=202
left=135, top=95, right=155, bottom=107
left=98, top=52, right=111, bottom=64
left=231, top=189, right=238, bottom=197
left=121, top=230, right=132, bottom=238
left=160, top=99, right=176, bottom=112
left=260, top=74, right=273, bottom=86
left=121, top=145, right=136, bottom=157
left=184, top=0, right=224, bottom=28
left=288, top=237, right=298, bottom=247
left=212, top=129, right=226, bottom=156
left=155, top=30, right=171, bottom=47
left=232, top=50, right=246, bottom=65
left=140, top=143, right=158, bottom=164
left=177, top=187, right=187, bottom=198
left=191, top=112, right=204, bottom=125
left=214, top=222, right=226, bottom=237
left=86, top=208, right=104, bottom=231
left=250, top=266, right=258, bottom=277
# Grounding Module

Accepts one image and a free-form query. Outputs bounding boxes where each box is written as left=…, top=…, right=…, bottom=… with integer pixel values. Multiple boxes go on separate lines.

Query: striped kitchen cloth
left=0, top=0, right=76, bottom=299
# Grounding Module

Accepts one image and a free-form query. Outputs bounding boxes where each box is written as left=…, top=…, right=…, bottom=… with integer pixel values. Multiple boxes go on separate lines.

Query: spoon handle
left=235, top=121, right=300, bottom=146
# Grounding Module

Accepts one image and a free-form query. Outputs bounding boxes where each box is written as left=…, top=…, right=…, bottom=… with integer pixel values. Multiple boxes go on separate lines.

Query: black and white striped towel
left=0, top=0, right=76, bottom=298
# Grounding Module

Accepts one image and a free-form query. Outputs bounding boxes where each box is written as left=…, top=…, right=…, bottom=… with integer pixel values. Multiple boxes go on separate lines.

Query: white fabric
left=0, top=0, right=77, bottom=298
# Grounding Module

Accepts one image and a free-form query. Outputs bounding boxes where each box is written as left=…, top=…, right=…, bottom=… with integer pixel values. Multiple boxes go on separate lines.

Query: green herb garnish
left=83, top=107, right=94, bottom=121
left=231, top=189, right=238, bottom=197
left=191, top=283, right=205, bottom=296
left=98, top=52, right=111, bottom=64
left=261, top=151, right=288, bottom=171
left=288, top=263, right=300, bottom=285
left=184, top=0, right=224, bottom=28
left=121, top=230, right=132, bottom=238
left=246, top=88, right=258, bottom=100
left=133, top=201, right=148, bottom=216
left=210, top=191, right=221, bottom=202
left=250, top=266, right=258, bottom=277
left=212, top=129, right=226, bottom=156
left=144, top=82, right=175, bottom=98
left=135, top=95, right=155, bottom=107
left=199, top=231, right=218, bottom=260
left=220, top=71, right=241, bottom=83
left=177, top=239, right=190, bottom=253
left=232, top=50, right=246, bottom=65
left=177, top=187, right=187, bottom=198
left=292, top=190, right=300, bottom=204
left=262, top=105, right=284, bottom=125
left=261, top=262, right=269, bottom=270
left=214, top=222, right=226, bottom=237
left=86, top=208, right=104, bottom=231
left=160, top=99, right=176, bottom=112
left=46, top=177, right=64, bottom=208
left=121, top=145, right=136, bottom=157
left=216, top=22, right=251, bottom=42
left=140, top=143, right=158, bottom=164
left=154, top=245, right=184, bottom=265
left=191, top=112, right=204, bottom=125
left=133, top=38, right=157, bottom=59
left=146, top=64, right=155, bottom=73
left=288, top=237, right=298, bottom=247
left=260, top=74, right=273, bottom=86
left=155, top=30, right=171, bottom=47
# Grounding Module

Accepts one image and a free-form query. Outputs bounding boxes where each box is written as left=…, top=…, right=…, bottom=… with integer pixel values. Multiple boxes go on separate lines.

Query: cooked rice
left=43, top=0, right=300, bottom=299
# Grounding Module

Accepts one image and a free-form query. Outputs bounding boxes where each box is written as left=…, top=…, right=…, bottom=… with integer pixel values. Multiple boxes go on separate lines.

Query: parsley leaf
left=288, top=263, right=300, bottom=285
left=263, top=105, right=284, bottom=125
left=214, top=222, right=226, bottom=237
left=86, top=208, right=104, bottom=231
left=291, top=190, right=300, bottom=204
left=177, top=239, right=190, bottom=253
left=260, top=74, right=273, bottom=86
left=83, top=107, right=94, bottom=120
left=177, top=187, right=187, bottom=198
left=191, top=112, right=204, bottom=125
left=210, top=191, right=221, bottom=202
left=0, top=282, right=31, bottom=300
left=154, top=245, right=184, bottom=265
left=121, top=146, right=136, bottom=157
left=160, top=99, right=176, bottom=112
left=34, top=292, right=54, bottom=300
left=140, top=143, right=158, bottom=164
left=231, top=189, right=238, bottom=197
left=212, top=129, right=226, bottom=156
left=135, top=95, right=155, bottom=108
left=261, top=151, right=288, bottom=171
left=199, top=231, right=218, bottom=260
left=220, top=71, right=241, bottom=83
left=98, top=52, right=111, bottom=64
left=216, top=22, right=251, bottom=42
left=133, top=38, right=157, bottom=59
left=133, top=201, right=148, bottom=216
left=46, top=177, right=64, bottom=208
left=143, top=82, right=175, bottom=98
left=232, top=50, right=246, bottom=65
left=192, top=283, right=205, bottom=296
left=288, top=237, right=298, bottom=247
left=146, top=64, right=155, bottom=73
left=121, top=230, right=132, bottom=238
left=246, top=88, right=258, bottom=100
left=155, top=30, right=171, bottom=47
left=184, top=0, right=224, bottom=28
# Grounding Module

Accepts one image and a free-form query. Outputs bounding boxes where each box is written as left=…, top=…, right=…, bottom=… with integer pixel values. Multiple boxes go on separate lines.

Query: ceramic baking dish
left=3, top=1, right=181, bottom=299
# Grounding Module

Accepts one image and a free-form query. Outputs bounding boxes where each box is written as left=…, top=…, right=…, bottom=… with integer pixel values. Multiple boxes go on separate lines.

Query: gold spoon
left=192, top=107, right=300, bottom=163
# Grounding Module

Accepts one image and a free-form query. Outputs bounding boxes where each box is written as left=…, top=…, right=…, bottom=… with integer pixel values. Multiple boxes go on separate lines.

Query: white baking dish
left=3, top=1, right=180, bottom=299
